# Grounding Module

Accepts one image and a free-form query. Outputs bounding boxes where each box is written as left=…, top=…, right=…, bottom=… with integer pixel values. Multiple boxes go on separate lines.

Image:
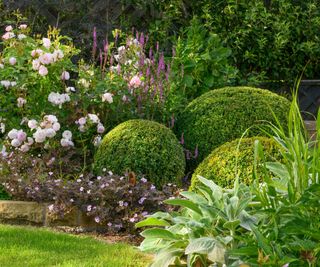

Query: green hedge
left=94, top=119, right=186, bottom=188
left=190, top=137, right=282, bottom=190
left=175, top=86, right=290, bottom=170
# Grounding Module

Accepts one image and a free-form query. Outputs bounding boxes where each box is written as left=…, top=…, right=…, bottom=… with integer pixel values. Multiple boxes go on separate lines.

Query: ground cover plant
left=0, top=224, right=149, bottom=267
left=1, top=156, right=178, bottom=232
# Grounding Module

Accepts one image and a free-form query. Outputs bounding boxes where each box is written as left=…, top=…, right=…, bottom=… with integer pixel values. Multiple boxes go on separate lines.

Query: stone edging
left=0, top=200, right=100, bottom=229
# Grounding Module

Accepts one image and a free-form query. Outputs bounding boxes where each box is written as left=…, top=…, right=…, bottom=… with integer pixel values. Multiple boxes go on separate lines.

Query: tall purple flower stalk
left=92, top=26, right=97, bottom=60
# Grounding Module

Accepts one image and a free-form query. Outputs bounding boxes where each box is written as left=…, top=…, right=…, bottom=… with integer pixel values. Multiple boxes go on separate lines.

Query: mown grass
left=0, top=224, right=149, bottom=267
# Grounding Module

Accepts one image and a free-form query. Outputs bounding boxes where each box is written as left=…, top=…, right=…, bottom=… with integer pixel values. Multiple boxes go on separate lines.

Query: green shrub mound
left=175, top=86, right=290, bottom=170
left=94, top=119, right=186, bottom=188
left=190, top=137, right=282, bottom=191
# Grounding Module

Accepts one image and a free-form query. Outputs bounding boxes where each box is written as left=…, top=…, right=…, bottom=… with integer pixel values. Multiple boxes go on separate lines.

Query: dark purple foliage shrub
left=1, top=151, right=178, bottom=233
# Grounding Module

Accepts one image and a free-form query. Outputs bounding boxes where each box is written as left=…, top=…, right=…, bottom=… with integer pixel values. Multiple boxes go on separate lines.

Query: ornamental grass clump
left=94, top=119, right=186, bottom=188
left=175, top=86, right=290, bottom=170
left=190, top=137, right=282, bottom=190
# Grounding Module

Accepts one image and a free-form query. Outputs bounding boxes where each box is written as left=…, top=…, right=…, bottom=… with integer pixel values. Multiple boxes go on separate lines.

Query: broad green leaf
left=197, top=176, right=223, bottom=201
left=266, top=162, right=290, bottom=180
left=141, top=228, right=179, bottom=240
left=138, top=237, right=166, bottom=253
left=136, top=217, right=171, bottom=228
left=149, top=211, right=173, bottom=220
left=164, top=199, right=202, bottom=215
left=185, top=237, right=216, bottom=254
left=223, top=219, right=241, bottom=230
left=230, top=196, right=239, bottom=210
left=207, top=243, right=226, bottom=264
left=180, top=191, right=207, bottom=204
left=250, top=225, right=272, bottom=255
left=151, top=248, right=184, bottom=267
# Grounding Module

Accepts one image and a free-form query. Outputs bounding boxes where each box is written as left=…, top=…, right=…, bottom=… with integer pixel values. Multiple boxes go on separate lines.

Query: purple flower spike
left=104, top=39, right=109, bottom=53
left=139, top=32, right=145, bottom=46
left=180, top=133, right=184, bottom=145
left=99, top=49, right=103, bottom=67
left=194, top=145, right=199, bottom=159
left=92, top=26, right=97, bottom=59
left=146, top=67, right=150, bottom=77
left=149, top=48, right=153, bottom=60
left=157, top=53, right=165, bottom=76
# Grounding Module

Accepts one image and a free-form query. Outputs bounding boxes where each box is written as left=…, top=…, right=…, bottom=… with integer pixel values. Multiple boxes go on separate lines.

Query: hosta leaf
left=180, top=191, right=207, bottom=204
left=138, top=237, right=167, bottom=253
left=164, top=199, right=202, bottom=215
left=266, top=162, right=290, bottom=180
left=136, top=217, right=171, bottom=228
left=197, top=176, right=223, bottom=201
left=151, top=248, right=184, bottom=267
left=239, top=210, right=256, bottom=230
left=207, top=243, right=226, bottom=264
left=141, top=228, right=179, bottom=240
left=223, top=219, right=241, bottom=230
left=148, top=211, right=173, bottom=220
left=185, top=237, right=216, bottom=254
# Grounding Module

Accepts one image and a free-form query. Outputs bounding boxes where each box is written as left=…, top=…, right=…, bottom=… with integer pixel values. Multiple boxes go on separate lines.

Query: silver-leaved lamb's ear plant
left=136, top=176, right=256, bottom=267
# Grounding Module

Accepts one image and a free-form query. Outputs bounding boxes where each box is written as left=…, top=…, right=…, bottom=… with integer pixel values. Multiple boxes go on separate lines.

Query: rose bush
left=0, top=24, right=176, bottom=173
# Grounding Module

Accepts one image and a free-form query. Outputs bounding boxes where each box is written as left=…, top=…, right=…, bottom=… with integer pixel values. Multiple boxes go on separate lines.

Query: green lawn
left=0, top=224, right=149, bottom=267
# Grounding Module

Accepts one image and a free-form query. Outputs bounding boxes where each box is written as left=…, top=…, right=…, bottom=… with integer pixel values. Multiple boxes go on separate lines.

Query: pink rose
left=32, top=59, right=41, bottom=70
left=129, top=75, right=142, bottom=88
left=38, top=65, right=48, bottom=76
left=2, top=32, right=15, bottom=40
left=19, top=24, right=28, bottom=30
left=39, top=53, right=53, bottom=65
left=5, top=25, right=13, bottom=32
left=42, top=38, right=51, bottom=48
left=61, top=71, right=70, bottom=80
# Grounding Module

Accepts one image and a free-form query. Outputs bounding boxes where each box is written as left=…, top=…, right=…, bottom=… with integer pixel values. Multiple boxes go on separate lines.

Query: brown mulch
left=51, top=226, right=144, bottom=246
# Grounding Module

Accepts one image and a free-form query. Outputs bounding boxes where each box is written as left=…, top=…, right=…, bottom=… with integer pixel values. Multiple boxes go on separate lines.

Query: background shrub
left=175, top=86, right=290, bottom=170
left=4, top=0, right=319, bottom=86
left=170, top=17, right=237, bottom=100
left=190, top=137, right=282, bottom=190
left=94, top=119, right=186, bottom=187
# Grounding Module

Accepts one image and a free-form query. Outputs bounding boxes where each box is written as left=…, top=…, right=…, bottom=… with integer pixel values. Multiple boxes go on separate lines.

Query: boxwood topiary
left=190, top=137, right=282, bottom=191
left=94, top=119, right=186, bottom=188
left=175, top=86, right=290, bottom=170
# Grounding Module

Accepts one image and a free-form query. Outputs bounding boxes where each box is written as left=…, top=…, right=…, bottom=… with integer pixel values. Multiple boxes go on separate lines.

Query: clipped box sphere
left=190, top=137, right=282, bottom=190
left=94, top=119, right=186, bottom=188
left=175, top=86, right=290, bottom=170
